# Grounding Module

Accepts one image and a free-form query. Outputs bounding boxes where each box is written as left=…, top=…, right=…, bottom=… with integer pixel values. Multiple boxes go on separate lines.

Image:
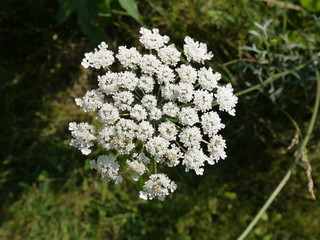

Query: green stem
left=237, top=70, right=320, bottom=240
left=235, top=63, right=307, bottom=97
left=175, top=140, right=187, bottom=153
left=178, top=103, right=195, bottom=108
left=154, top=159, right=157, bottom=174
left=201, top=139, right=209, bottom=144
left=241, top=0, right=254, bottom=24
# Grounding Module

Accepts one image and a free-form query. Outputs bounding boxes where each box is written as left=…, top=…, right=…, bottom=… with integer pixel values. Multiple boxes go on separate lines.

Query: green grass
left=1, top=0, right=320, bottom=239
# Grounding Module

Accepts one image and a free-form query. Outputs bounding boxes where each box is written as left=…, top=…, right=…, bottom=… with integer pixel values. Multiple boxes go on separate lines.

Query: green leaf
left=57, top=0, right=78, bottom=23
left=118, top=0, right=145, bottom=26
left=300, top=0, right=320, bottom=12
left=77, top=0, right=108, bottom=42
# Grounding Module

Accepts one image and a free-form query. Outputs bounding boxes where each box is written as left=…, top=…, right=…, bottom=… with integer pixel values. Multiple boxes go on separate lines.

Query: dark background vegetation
left=1, top=0, right=319, bottom=239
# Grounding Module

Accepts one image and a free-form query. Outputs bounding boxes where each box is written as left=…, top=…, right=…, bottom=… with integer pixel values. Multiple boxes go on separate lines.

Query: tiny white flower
left=183, top=36, right=213, bottom=63
left=149, top=107, right=162, bottom=120
left=139, top=54, right=161, bottom=75
left=164, top=144, right=183, bottom=167
left=75, top=89, right=104, bottom=112
left=136, top=121, right=154, bottom=141
left=113, top=91, right=134, bottom=111
left=141, top=94, right=157, bottom=110
left=97, top=125, right=115, bottom=150
left=207, top=134, right=227, bottom=164
left=178, top=107, right=199, bottom=126
left=193, top=89, right=214, bottom=112
left=179, top=126, right=202, bottom=149
left=198, top=67, right=220, bottom=91
left=161, top=83, right=178, bottom=101
left=97, top=103, right=120, bottom=124
left=145, top=136, right=170, bottom=159
left=81, top=42, right=115, bottom=69
left=130, top=104, right=147, bottom=121
left=176, top=83, right=194, bottom=103
left=139, top=173, right=177, bottom=201
left=127, top=157, right=149, bottom=181
left=118, top=71, right=139, bottom=91
left=201, top=111, right=225, bottom=137
left=69, top=122, right=96, bottom=155
left=114, top=118, right=137, bottom=139
left=116, top=46, right=141, bottom=69
left=215, top=84, right=238, bottom=116
left=162, top=102, right=179, bottom=117
left=159, top=121, right=178, bottom=141
left=98, top=73, right=119, bottom=95
left=176, top=64, right=197, bottom=84
left=182, top=148, right=208, bottom=175
left=157, top=44, right=181, bottom=66
left=156, top=65, right=175, bottom=84
left=139, top=28, right=170, bottom=50
left=138, top=75, right=155, bottom=93
left=90, top=155, right=122, bottom=184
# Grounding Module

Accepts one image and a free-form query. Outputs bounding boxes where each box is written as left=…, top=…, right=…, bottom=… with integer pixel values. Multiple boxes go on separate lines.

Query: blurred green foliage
left=300, top=0, right=320, bottom=12
left=0, top=0, right=319, bottom=239
left=57, top=0, right=144, bottom=41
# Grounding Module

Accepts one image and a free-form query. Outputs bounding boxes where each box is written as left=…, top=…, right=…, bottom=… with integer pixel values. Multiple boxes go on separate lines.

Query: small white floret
left=215, top=84, right=238, bottom=116
left=183, top=36, right=213, bottom=63
left=75, top=89, right=104, bottom=112
left=139, top=28, right=170, bottom=50
left=139, top=173, right=177, bottom=201
left=81, top=42, right=114, bottom=69
left=90, top=155, right=122, bottom=184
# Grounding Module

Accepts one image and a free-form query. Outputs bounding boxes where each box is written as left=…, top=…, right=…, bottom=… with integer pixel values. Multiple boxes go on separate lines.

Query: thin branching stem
left=237, top=70, right=320, bottom=240
left=235, top=62, right=307, bottom=97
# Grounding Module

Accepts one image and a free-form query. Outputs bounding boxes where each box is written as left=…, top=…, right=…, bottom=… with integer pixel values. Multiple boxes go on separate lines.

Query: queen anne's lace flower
left=136, top=121, right=154, bottom=141
left=98, top=73, right=119, bottom=95
left=70, top=27, right=238, bottom=201
left=207, top=134, right=227, bottom=164
left=157, top=44, right=181, bottom=66
left=139, top=174, right=177, bottom=201
left=179, top=126, right=202, bottom=149
left=176, top=64, right=198, bottom=84
left=130, top=104, right=147, bottom=121
left=69, top=122, right=96, bottom=155
left=183, top=37, right=213, bottom=63
left=90, top=155, right=122, bottom=183
left=182, top=148, right=208, bottom=175
left=75, top=89, right=104, bottom=112
left=97, top=103, right=119, bottom=124
left=215, top=83, right=238, bottom=116
left=158, top=121, right=178, bottom=141
left=201, top=111, right=225, bottom=137
left=138, top=75, right=155, bottom=93
left=116, top=46, right=141, bottom=69
left=162, top=102, right=179, bottom=117
left=193, top=90, right=214, bottom=111
left=81, top=42, right=115, bottom=69
left=198, top=67, right=220, bottom=91
left=139, top=28, right=170, bottom=50
left=179, top=107, right=199, bottom=126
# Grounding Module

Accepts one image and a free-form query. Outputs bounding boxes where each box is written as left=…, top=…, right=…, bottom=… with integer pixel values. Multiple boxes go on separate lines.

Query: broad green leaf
left=118, top=0, right=145, bottom=26
left=300, top=0, right=320, bottom=12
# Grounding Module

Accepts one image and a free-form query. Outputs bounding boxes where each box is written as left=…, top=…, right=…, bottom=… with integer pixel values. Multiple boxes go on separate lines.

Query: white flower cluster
left=69, top=27, right=238, bottom=201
